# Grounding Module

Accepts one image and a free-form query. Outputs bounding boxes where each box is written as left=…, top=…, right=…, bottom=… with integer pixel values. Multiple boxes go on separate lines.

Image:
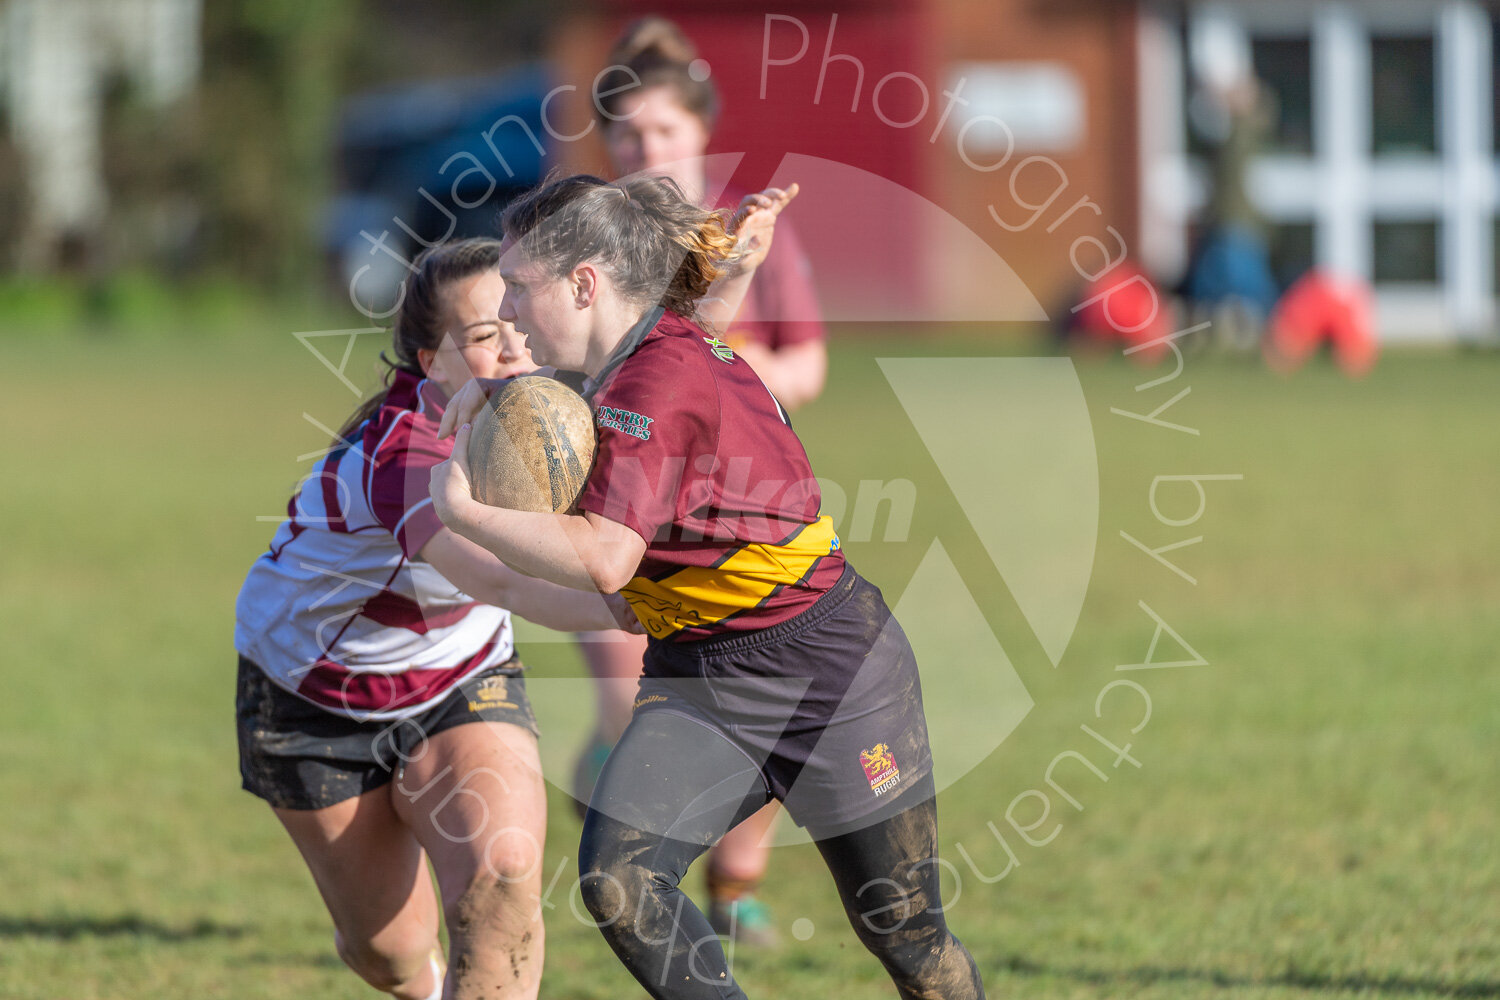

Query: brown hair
left=334, top=237, right=503, bottom=443
left=500, top=173, right=741, bottom=317
left=596, top=17, right=719, bottom=128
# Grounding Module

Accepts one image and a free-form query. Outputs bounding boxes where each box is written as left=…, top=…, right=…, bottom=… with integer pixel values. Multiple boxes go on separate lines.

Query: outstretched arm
left=419, top=528, right=641, bottom=632
left=695, top=184, right=800, bottom=333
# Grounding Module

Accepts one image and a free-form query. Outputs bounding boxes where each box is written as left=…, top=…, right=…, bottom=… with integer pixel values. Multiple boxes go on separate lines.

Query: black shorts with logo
left=635, top=565, right=935, bottom=835
left=235, top=654, right=539, bottom=811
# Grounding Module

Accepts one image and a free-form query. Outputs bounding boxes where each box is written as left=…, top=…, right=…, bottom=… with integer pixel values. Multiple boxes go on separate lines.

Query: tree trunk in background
left=196, top=1, right=357, bottom=290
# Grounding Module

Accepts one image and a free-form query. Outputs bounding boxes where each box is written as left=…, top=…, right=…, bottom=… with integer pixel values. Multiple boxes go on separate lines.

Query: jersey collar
left=579, top=305, right=666, bottom=402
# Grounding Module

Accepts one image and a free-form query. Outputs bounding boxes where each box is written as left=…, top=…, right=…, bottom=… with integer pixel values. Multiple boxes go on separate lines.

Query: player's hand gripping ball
left=467, top=376, right=596, bottom=513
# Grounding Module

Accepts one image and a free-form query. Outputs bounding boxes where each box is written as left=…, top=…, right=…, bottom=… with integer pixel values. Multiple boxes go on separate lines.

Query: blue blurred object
left=1183, top=223, right=1280, bottom=319
left=327, top=64, right=551, bottom=308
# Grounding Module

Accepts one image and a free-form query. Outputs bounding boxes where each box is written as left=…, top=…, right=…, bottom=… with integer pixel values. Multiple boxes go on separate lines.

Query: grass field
left=1, top=322, right=1496, bottom=999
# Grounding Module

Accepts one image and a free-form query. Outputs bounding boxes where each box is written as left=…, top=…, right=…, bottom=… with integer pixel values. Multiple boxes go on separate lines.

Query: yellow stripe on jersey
left=621, top=515, right=840, bottom=639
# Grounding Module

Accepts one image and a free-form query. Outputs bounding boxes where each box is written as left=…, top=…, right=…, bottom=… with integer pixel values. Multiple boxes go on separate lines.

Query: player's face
left=497, top=242, right=585, bottom=370
left=605, top=86, right=711, bottom=195
left=425, top=270, right=534, bottom=398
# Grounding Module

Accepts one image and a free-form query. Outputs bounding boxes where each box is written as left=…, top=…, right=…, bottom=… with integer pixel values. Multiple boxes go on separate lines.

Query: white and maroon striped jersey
left=235, top=371, right=513, bottom=720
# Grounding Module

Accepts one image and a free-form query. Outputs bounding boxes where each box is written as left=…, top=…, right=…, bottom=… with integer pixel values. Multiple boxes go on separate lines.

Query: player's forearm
left=497, top=574, right=624, bottom=631
left=421, top=527, right=629, bottom=630
left=696, top=264, right=758, bottom=332
left=438, top=497, right=602, bottom=592
left=702, top=186, right=799, bottom=333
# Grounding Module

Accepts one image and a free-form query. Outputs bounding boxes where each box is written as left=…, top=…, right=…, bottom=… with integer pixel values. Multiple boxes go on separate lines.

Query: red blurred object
left=1070, top=263, right=1173, bottom=363
left=1265, top=270, right=1378, bottom=377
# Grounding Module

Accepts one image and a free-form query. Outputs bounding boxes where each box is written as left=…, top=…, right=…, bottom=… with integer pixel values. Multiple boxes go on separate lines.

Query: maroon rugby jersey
left=575, top=309, right=844, bottom=640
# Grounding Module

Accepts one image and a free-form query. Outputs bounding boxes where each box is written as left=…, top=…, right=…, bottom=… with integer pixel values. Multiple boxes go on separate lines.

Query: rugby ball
left=467, top=376, right=596, bottom=513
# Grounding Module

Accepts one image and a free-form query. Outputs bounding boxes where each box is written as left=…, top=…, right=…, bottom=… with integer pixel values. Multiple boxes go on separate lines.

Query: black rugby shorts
left=235, top=654, right=538, bottom=811
left=634, top=565, right=935, bottom=834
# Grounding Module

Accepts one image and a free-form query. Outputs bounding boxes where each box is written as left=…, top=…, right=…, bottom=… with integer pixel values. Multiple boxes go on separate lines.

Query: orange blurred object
left=1265, top=270, right=1378, bottom=377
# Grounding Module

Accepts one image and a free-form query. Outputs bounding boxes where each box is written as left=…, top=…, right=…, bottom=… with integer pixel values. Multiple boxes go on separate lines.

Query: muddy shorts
left=235, top=654, right=538, bottom=811
left=635, top=565, right=935, bottom=835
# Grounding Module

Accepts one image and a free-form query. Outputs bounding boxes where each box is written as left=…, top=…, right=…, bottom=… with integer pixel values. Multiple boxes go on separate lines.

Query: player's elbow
left=770, top=345, right=827, bottom=412
left=578, top=513, right=646, bottom=595
left=777, top=377, right=820, bottom=413
left=585, top=544, right=639, bottom=595
left=780, top=382, right=817, bottom=412
left=587, top=560, right=632, bottom=596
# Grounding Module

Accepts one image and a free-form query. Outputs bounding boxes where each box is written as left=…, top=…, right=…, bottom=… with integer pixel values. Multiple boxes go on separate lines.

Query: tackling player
left=234, top=238, right=635, bottom=1000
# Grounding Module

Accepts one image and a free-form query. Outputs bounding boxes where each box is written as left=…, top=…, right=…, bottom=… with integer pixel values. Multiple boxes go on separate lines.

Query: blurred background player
left=566, top=16, right=829, bottom=947
left=598, top=17, right=827, bottom=408
left=1179, top=23, right=1279, bottom=349
left=235, top=238, right=635, bottom=1000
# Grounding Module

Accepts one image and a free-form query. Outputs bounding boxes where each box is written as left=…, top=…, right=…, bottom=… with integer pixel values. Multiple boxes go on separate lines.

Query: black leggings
left=577, top=711, right=984, bottom=1000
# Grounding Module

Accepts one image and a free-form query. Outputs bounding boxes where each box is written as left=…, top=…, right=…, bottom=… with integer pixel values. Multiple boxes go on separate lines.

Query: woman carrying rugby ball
left=430, top=176, right=984, bottom=1000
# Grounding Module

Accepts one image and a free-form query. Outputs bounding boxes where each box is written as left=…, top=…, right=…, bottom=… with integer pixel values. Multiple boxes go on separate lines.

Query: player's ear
left=572, top=264, right=598, bottom=309
left=416, top=347, right=437, bottom=377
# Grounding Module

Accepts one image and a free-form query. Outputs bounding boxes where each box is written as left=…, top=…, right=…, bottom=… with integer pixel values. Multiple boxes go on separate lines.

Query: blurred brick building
left=543, top=0, right=1490, bottom=342
left=546, top=0, right=1143, bottom=329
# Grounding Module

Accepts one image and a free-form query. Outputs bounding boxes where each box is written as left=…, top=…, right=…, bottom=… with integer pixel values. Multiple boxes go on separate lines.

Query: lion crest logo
left=859, top=743, right=901, bottom=796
